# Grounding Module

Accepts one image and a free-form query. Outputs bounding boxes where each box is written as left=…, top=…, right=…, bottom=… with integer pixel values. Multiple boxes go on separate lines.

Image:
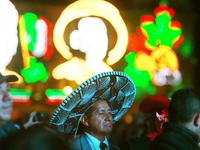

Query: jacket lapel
left=80, top=135, right=93, bottom=150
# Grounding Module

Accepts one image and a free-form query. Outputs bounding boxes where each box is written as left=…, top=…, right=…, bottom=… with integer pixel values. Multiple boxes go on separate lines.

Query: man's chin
left=103, top=127, right=113, bottom=134
left=0, top=114, right=11, bottom=122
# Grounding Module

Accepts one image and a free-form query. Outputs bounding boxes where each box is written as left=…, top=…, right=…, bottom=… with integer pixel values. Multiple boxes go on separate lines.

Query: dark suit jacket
left=69, top=135, right=120, bottom=150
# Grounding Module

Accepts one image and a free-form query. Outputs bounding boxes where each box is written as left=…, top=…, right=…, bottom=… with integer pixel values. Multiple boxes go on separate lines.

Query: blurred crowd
left=1, top=72, right=200, bottom=150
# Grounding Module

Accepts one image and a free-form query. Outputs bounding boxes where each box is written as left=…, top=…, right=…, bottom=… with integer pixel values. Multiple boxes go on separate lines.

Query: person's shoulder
left=148, top=132, right=185, bottom=150
left=70, top=135, right=82, bottom=145
left=148, top=142, right=177, bottom=150
left=69, top=135, right=89, bottom=150
left=121, top=137, right=152, bottom=150
left=109, top=142, right=120, bottom=150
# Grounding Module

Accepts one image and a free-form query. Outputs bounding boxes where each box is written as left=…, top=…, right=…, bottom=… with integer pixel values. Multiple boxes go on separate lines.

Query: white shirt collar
left=84, top=132, right=109, bottom=150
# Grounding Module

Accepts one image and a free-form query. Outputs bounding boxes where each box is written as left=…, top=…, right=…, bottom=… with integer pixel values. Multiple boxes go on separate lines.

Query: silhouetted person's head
left=168, top=88, right=200, bottom=136
left=169, top=88, right=200, bottom=123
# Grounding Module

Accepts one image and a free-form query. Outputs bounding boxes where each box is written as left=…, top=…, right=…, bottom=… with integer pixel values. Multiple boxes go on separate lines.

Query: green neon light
left=159, top=0, right=169, bottom=5
left=181, top=39, right=193, bottom=58
left=124, top=52, right=151, bottom=88
left=22, top=13, right=37, bottom=51
left=10, top=88, right=32, bottom=97
left=45, top=89, right=67, bottom=99
left=21, top=57, right=49, bottom=83
left=135, top=83, right=156, bottom=100
left=124, top=52, right=156, bottom=99
left=141, top=13, right=181, bottom=48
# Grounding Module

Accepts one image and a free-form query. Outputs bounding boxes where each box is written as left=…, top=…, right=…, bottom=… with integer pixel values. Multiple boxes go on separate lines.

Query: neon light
left=125, top=1, right=183, bottom=86
left=21, top=57, right=49, bottom=83
left=38, top=17, right=54, bottom=61
left=152, top=67, right=182, bottom=86
left=19, top=13, right=53, bottom=62
left=10, top=88, right=32, bottom=105
left=19, top=15, right=30, bottom=69
left=70, top=17, right=108, bottom=69
left=63, top=86, right=73, bottom=95
left=34, top=19, right=48, bottom=57
left=52, top=57, right=113, bottom=85
left=141, top=13, right=182, bottom=49
left=53, top=0, right=128, bottom=65
left=135, top=52, right=157, bottom=73
left=124, top=52, right=151, bottom=88
left=150, top=46, right=179, bottom=71
left=45, top=89, right=68, bottom=105
left=0, top=0, right=23, bottom=84
left=19, top=13, right=53, bottom=83
left=127, top=27, right=151, bottom=55
left=181, top=38, right=193, bottom=58
left=124, top=52, right=156, bottom=99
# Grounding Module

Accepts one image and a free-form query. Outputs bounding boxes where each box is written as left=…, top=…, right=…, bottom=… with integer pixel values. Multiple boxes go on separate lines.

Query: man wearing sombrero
left=49, top=71, right=136, bottom=150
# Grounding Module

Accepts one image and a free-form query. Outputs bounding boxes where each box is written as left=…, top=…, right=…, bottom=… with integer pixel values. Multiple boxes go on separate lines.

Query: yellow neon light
left=4, top=69, right=23, bottom=84
left=70, top=17, right=108, bottom=70
left=0, top=0, right=23, bottom=84
left=134, top=46, right=179, bottom=80
left=135, top=52, right=157, bottom=73
left=151, top=46, right=179, bottom=71
left=52, top=57, right=113, bottom=85
left=63, top=86, right=73, bottom=95
left=53, top=0, right=128, bottom=65
left=19, top=15, right=30, bottom=69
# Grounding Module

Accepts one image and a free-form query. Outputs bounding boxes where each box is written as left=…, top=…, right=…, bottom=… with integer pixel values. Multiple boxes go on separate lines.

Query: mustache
left=103, top=121, right=113, bottom=126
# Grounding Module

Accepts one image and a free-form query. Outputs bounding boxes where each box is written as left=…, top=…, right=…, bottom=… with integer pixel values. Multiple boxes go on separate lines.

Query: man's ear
left=80, top=115, right=89, bottom=126
left=194, top=113, right=200, bottom=127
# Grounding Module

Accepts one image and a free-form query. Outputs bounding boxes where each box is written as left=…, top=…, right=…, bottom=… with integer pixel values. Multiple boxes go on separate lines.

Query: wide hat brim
left=139, top=95, right=171, bottom=113
left=49, top=71, right=136, bottom=136
left=0, top=73, right=18, bottom=84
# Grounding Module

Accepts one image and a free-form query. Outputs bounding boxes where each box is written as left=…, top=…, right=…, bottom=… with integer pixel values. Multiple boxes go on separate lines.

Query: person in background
left=49, top=71, right=136, bottom=150
left=0, top=73, right=38, bottom=140
left=148, top=88, right=200, bottom=150
left=121, top=95, right=170, bottom=150
left=0, top=123, right=69, bottom=150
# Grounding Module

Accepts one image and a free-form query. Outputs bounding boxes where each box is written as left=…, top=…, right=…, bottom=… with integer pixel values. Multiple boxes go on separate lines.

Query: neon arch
left=53, top=0, right=128, bottom=65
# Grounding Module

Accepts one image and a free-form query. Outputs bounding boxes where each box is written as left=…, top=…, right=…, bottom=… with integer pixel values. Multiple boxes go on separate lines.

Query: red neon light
left=154, top=5, right=175, bottom=18
left=13, top=98, right=31, bottom=105
left=173, top=34, right=184, bottom=49
left=140, top=15, right=155, bottom=24
left=37, top=17, right=54, bottom=61
left=46, top=98, right=63, bottom=105
left=127, top=27, right=152, bottom=55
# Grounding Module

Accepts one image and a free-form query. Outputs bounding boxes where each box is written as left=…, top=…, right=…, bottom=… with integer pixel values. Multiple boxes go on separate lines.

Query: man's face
left=86, top=101, right=113, bottom=136
left=0, top=82, right=13, bottom=122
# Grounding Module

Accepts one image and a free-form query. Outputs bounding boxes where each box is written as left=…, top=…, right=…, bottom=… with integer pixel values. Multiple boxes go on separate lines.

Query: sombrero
left=0, top=73, right=18, bottom=84
left=49, top=71, right=136, bottom=137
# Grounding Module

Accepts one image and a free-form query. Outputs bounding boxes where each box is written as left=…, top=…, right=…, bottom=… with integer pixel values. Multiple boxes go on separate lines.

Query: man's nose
left=3, top=91, right=12, bottom=102
left=105, top=113, right=113, bottom=121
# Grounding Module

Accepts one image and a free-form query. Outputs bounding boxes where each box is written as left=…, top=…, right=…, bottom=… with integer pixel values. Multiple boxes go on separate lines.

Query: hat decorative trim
left=49, top=71, right=136, bottom=137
